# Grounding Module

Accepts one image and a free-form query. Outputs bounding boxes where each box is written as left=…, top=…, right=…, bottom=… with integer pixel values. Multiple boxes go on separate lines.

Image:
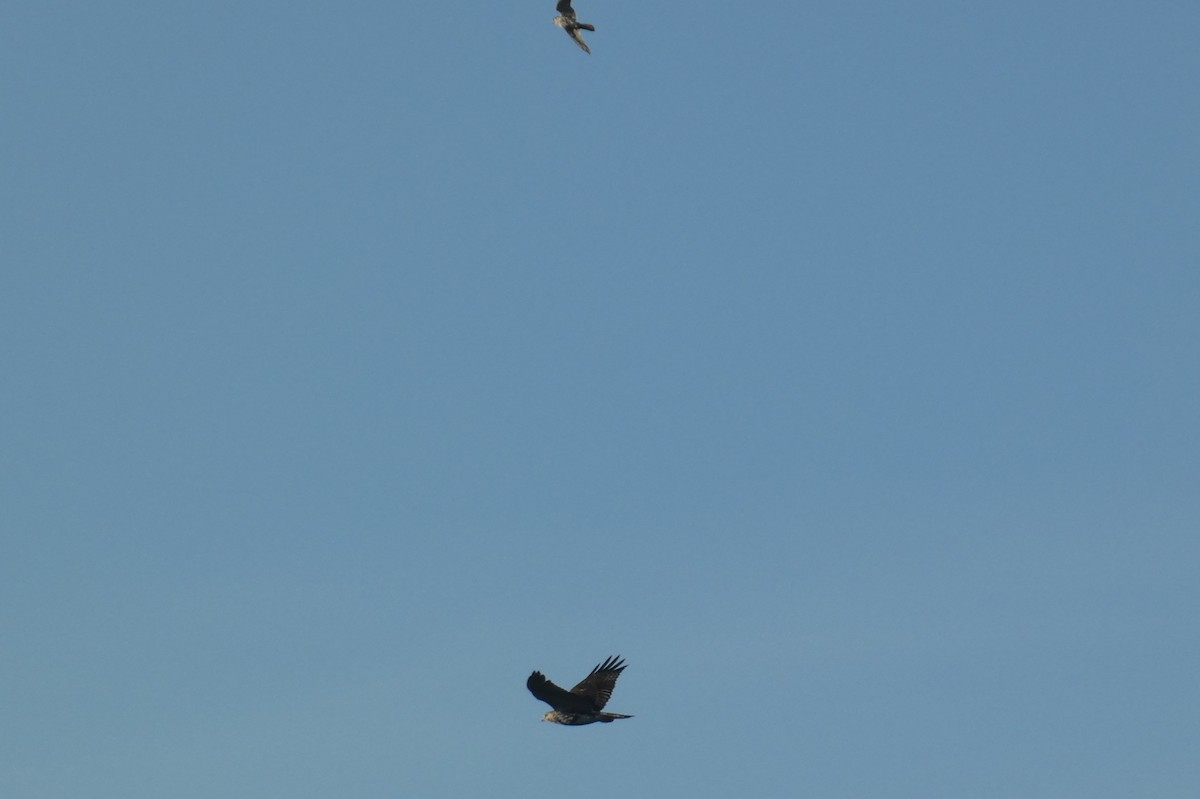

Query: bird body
left=527, top=656, right=632, bottom=726
left=541, top=709, right=633, bottom=725
left=553, top=0, right=595, bottom=54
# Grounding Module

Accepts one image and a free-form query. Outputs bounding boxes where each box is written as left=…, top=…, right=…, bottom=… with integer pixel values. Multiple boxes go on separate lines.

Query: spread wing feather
left=527, top=656, right=628, bottom=712
left=568, top=655, right=626, bottom=710
left=567, top=29, right=591, bottom=54
left=526, top=671, right=596, bottom=713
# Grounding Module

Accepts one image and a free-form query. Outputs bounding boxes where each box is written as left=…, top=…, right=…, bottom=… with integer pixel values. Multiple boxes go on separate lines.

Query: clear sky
left=3, top=2, right=1198, bottom=797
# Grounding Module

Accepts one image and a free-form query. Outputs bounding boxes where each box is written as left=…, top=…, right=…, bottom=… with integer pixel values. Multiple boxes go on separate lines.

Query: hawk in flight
left=527, top=656, right=633, bottom=725
left=553, top=0, right=595, bottom=55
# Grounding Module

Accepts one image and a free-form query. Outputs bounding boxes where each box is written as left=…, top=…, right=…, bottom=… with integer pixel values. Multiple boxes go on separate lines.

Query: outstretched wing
left=527, top=671, right=596, bottom=713
left=567, top=28, right=591, bottom=54
left=568, top=656, right=626, bottom=710
left=555, top=0, right=576, bottom=18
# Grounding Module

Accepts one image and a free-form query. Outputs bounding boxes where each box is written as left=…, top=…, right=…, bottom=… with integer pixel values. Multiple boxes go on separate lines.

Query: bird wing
left=555, top=0, right=575, bottom=17
left=527, top=671, right=596, bottom=713
left=567, top=28, right=591, bottom=54
left=568, top=656, right=626, bottom=710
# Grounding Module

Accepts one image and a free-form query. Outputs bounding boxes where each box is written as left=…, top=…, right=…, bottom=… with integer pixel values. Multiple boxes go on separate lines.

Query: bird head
left=541, top=711, right=556, bottom=723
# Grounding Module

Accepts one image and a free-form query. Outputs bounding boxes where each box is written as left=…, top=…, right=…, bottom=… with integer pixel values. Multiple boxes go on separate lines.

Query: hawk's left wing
left=568, top=655, right=626, bottom=710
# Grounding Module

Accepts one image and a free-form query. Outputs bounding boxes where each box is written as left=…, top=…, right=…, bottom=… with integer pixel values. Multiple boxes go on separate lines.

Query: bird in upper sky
left=526, top=656, right=633, bottom=725
left=553, top=0, right=595, bottom=55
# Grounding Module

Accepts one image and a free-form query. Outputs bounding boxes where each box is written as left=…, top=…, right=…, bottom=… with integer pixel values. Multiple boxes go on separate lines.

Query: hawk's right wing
left=527, top=671, right=596, bottom=713
left=567, top=28, right=591, bottom=55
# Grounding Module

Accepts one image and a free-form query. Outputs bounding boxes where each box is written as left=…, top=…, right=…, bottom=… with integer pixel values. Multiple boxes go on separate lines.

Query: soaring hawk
left=526, top=656, right=633, bottom=725
left=552, top=0, right=595, bottom=55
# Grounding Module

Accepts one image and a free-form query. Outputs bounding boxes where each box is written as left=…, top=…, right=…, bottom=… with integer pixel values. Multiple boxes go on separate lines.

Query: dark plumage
left=527, top=656, right=633, bottom=725
left=552, top=0, right=596, bottom=54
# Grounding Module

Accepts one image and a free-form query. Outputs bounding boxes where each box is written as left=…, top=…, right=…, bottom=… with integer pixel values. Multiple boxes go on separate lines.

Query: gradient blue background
left=3, top=2, right=1198, bottom=797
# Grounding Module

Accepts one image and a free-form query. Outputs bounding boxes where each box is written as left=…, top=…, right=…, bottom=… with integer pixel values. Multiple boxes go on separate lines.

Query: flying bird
left=553, top=0, right=595, bottom=55
left=527, top=656, right=633, bottom=725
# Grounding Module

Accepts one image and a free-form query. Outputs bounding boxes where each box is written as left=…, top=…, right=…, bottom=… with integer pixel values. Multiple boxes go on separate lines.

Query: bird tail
left=578, top=23, right=595, bottom=31
left=598, top=712, right=633, bottom=722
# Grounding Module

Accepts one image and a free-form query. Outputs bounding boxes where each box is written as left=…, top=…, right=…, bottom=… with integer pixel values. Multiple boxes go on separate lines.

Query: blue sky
left=3, top=1, right=1198, bottom=797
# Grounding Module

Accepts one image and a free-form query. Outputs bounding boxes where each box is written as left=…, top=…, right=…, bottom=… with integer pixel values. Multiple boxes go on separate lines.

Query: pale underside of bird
left=553, top=0, right=595, bottom=55
left=526, top=655, right=633, bottom=725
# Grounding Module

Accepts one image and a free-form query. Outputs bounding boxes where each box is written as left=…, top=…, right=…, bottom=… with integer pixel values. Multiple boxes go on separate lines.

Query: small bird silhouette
left=552, top=0, right=595, bottom=55
left=527, top=656, right=633, bottom=725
